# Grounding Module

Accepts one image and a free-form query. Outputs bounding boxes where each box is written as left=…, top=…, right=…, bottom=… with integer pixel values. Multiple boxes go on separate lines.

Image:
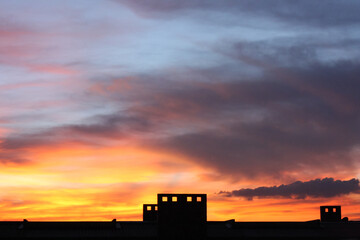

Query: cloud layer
left=2, top=60, right=360, bottom=180
left=121, top=0, right=360, bottom=27
left=1, top=0, right=360, bottom=221
left=148, top=61, right=360, bottom=179
left=220, top=178, right=360, bottom=200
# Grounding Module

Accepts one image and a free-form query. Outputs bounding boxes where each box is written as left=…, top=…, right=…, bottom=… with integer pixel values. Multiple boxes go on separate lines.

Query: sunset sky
left=1, top=0, right=360, bottom=221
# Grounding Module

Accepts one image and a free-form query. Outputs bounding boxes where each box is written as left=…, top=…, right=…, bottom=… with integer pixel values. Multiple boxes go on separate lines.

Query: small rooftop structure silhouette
left=320, top=205, right=341, bottom=222
left=143, top=204, right=158, bottom=222
left=0, top=193, right=359, bottom=240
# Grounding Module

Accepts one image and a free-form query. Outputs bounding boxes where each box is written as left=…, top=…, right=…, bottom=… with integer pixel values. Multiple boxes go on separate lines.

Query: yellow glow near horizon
left=0, top=141, right=359, bottom=221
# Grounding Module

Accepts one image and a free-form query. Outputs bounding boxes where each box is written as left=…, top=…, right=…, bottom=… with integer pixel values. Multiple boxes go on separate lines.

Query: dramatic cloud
left=120, top=0, right=360, bottom=27
left=1, top=0, right=360, bottom=221
left=3, top=59, right=360, bottom=179
left=143, top=61, right=360, bottom=179
left=220, top=178, right=360, bottom=200
left=6, top=57, right=358, bottom=176
left=0, top=113, right=155, bottom=151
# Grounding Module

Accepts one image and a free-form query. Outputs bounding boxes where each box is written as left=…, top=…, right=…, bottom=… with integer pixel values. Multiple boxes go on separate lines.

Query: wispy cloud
left=0, top=151, right=28, bottom=164
left=120, top=0, right=360, bottom=27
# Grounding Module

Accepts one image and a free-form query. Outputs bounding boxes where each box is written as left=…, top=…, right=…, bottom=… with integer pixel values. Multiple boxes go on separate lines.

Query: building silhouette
left=157, top=194, right=206, bottom=240
left=320, top=206, right=341, bottom=222
left=143, top=204, right=158, bottom=222
left=0, top=193, right=359, bottom=239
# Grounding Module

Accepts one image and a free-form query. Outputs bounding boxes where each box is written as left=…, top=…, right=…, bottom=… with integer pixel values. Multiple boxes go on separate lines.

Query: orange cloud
left=1, top=130, right=359, bottom=221
left=0, top=141, right=204, bottom=220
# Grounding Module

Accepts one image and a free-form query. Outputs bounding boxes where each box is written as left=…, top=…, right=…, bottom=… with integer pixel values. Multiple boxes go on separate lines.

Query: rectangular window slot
left=147, top=206, right=151, bottom=211
left=325, top=208, right=329, bottom=212
left=155, top=206, right=158, bottom=211
left=172, top=196, right=177, bottom=202
left=187, top=196, right=192, bottom=202
left=162, top=196, right=168, bottom=202
left=197, top=196, right=202, bottom=202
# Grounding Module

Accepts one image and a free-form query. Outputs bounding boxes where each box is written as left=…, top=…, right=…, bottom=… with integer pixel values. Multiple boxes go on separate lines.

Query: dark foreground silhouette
left=0, top=193, right=359, bottom=240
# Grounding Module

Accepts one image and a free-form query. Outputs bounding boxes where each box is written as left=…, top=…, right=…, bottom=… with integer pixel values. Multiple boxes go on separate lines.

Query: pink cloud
left=26, top=64, right=78, bottom=75
left=0, top=81, right=56, bottom=91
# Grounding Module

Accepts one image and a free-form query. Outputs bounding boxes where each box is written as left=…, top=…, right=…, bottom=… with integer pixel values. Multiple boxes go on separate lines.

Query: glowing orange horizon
left=1, top=141, right=359, bottom=222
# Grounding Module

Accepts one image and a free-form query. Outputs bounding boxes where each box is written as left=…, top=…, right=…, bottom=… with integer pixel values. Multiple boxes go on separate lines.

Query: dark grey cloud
left=119, top=0, right=360, bottom=27
left=0, top=113, right=154, bottom=151
left=215, top=37, right=360, bottom=71
left=81, top=56, right=360, bottom=181
left=3, top=34, right=360, bottom=179
left=219, top=40, right=318, bottom=68
left=141, top=60, right=360, bottom=179
left=64, top=114, right=153, bottom=138
left=0, top=112, right=155, bottom=166
left=220, top=178, right=360, bottom=200
left=3, top=59, right=360, bottom=179
left=0, top=152, right=28, bottom=164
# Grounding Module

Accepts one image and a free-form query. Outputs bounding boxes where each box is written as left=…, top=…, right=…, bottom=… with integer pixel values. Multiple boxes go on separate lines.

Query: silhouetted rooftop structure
left=157, top=193, right=206, bottom=240
left=320, top=206, right=341, bottom=222
left=143, top=204, right=158, bottom=222
left=0, top=193, right=359, bottom=239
